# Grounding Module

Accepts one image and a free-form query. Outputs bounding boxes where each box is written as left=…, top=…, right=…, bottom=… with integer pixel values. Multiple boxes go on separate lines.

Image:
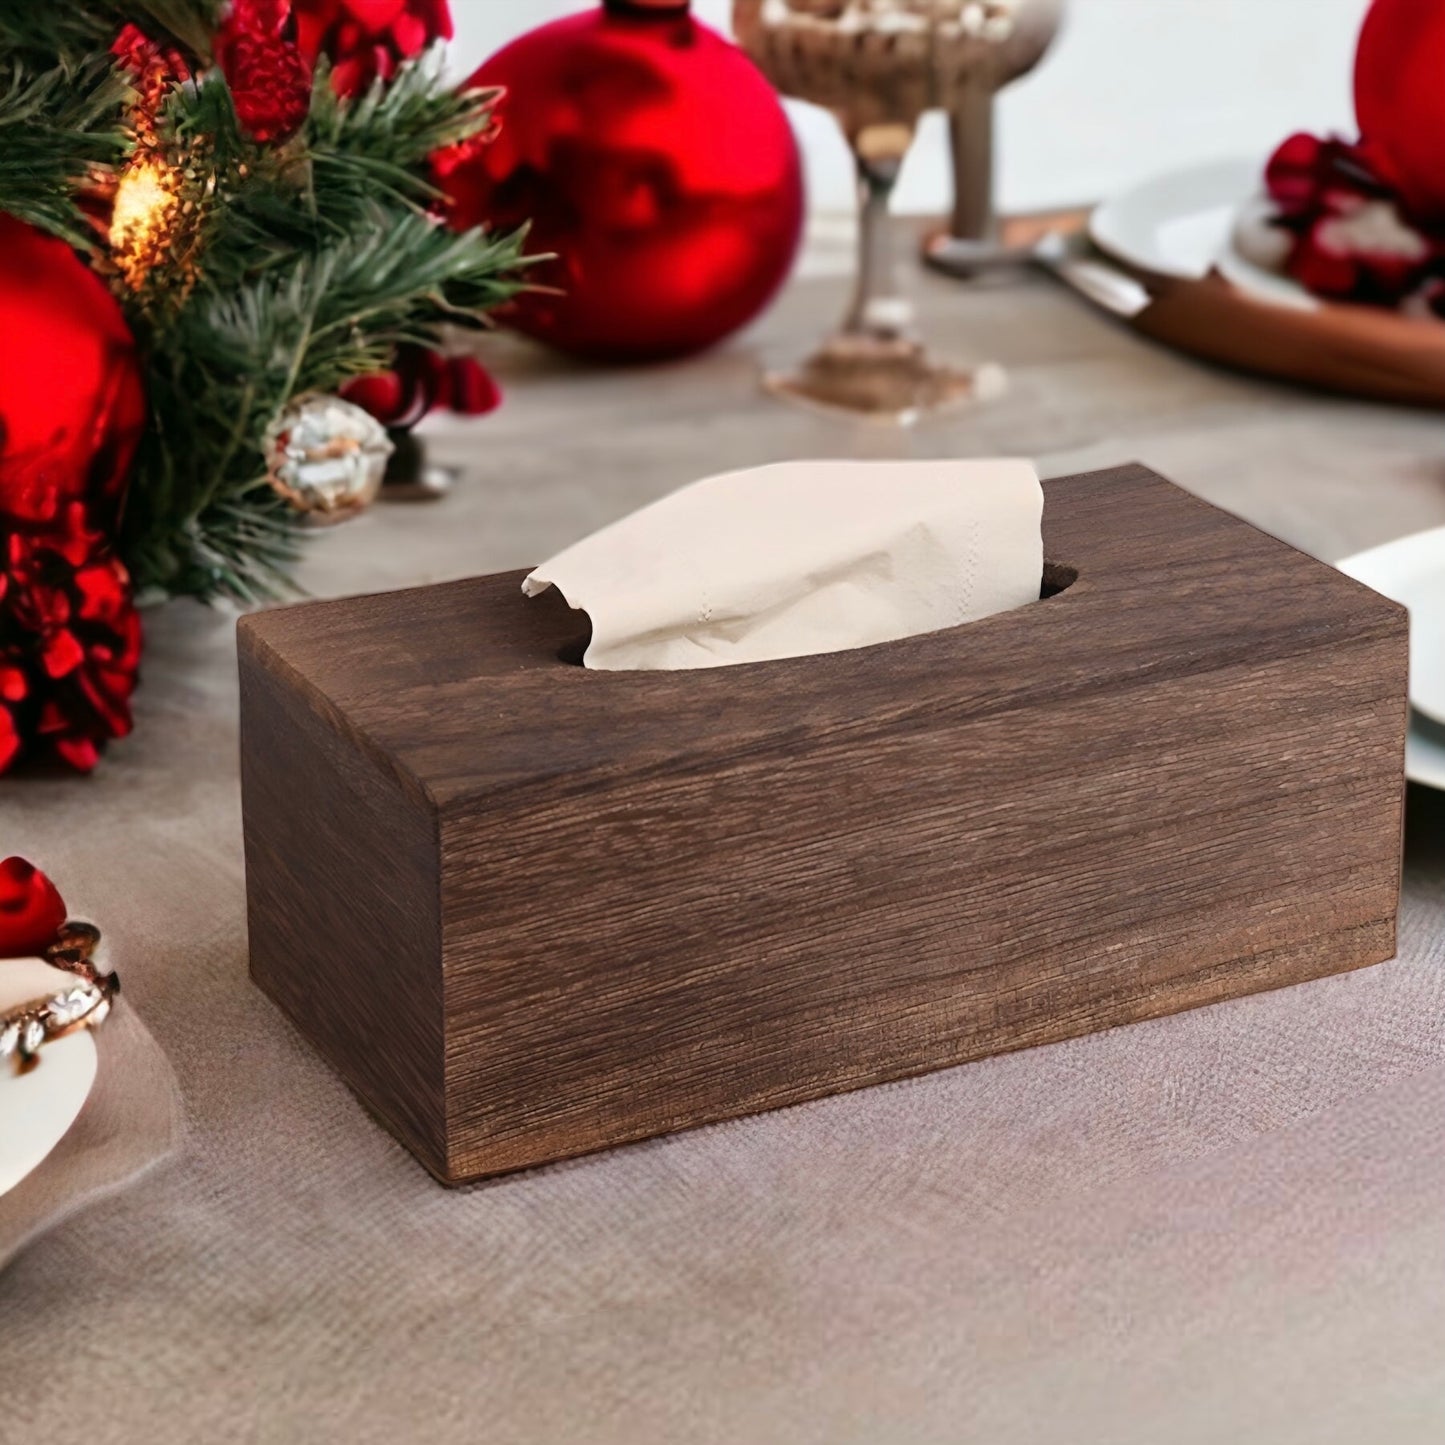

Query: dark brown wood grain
left=238, top=464, right=1409, bottom=1184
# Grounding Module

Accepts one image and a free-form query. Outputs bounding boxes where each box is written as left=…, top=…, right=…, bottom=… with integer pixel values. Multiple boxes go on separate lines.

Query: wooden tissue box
left=238, top=464, right=1407, bottom=1184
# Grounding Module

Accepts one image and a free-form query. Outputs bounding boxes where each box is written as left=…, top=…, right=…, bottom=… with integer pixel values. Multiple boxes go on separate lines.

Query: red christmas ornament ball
left=442, top=0, right=804, bottom=361
left=1354, top=0, right=1445, bottom=225
left=0, top=213, right=146, bottom=534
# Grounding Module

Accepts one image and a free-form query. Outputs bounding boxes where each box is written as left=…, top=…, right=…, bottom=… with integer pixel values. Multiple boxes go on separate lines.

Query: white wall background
left=445, top=0, right=1369, bottom=214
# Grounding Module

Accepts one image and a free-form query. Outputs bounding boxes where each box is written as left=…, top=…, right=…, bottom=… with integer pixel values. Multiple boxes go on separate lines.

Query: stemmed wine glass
left=734, top=0, right=1035, bottom=422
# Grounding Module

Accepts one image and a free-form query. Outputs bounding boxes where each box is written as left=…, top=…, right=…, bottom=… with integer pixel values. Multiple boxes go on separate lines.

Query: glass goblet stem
left=841, top=149, right=911, bottom=341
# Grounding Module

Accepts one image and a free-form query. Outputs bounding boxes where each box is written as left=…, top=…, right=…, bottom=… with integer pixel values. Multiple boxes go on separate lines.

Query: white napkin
left=522, top=458, right=1043, bottom=670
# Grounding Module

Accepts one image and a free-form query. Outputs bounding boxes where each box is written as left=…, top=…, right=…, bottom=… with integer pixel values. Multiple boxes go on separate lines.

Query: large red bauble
left=444, top=0, right=804, bottom=361
left=0, top=213, right=146, bottom=534
left=1354, top=0, right=1445, bottom=225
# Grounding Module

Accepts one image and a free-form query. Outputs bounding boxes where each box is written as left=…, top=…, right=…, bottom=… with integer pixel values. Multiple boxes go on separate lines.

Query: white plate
left=1337, top=527, right=1445, bottom=791
left=0, top=959, right=98, bottom=1199
left=1090, top=157, right=1317, bottom=311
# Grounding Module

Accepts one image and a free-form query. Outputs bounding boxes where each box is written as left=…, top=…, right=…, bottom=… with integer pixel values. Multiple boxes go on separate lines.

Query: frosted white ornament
left=264, top=394, right=394, bottom=521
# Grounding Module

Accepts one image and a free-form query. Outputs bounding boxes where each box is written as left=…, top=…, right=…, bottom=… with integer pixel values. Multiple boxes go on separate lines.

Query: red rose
left=0, top=856, right=67, bottom=957
left=292, top=0, right=453, bottom=97
left=0, top=501, right=141, bottom=774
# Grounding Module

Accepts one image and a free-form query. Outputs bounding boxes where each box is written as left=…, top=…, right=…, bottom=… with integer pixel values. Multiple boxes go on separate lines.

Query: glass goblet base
left=764, top=332, right=1004, bottom=426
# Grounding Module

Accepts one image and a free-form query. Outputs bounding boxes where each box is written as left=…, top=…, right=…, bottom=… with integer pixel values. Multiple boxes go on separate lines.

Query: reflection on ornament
left=263, top=395, right=394, bottom=522
left=0, top=212, right=147, bottom=536
left=110, top=160, right=184, bottom=292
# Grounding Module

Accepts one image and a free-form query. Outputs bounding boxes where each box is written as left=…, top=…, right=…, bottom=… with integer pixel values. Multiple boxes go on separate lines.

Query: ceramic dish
left=1337, top=527, right=1445, bottom=791
left=1089, top=157, right=1316, bottom=310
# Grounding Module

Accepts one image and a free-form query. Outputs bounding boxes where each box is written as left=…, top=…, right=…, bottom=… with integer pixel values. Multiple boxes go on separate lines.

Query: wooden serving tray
left=238, top=464, right=1407, bottom=1184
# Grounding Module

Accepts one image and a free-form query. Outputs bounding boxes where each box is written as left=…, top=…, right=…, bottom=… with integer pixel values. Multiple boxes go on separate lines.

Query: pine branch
left=0, top=55, right=129, bottom=244
left=1, top=20, right=533, bottom=603
left=130, top=0, right=222, bottom=61
left=122, top=210, right=532, bottom=601
left=0, top=8, right=121, bottom=56
left=308, top=50, right=503, bottom=208
left=0, top=1, right=218, bottom=59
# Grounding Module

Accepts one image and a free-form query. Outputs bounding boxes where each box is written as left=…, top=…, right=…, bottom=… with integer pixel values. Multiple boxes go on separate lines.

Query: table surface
left=5, top=247, right=1445, bottom=1445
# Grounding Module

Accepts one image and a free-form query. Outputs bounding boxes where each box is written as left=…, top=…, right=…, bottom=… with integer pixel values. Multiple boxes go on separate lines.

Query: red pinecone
left=0, top=501, right=141, bottom=774
left=216, top=0, right=313, bottom=143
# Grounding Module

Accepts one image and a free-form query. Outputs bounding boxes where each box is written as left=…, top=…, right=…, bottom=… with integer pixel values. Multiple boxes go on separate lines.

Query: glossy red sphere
left=0, top=212, right=146, bottom=533
left=445, top=2, right=804, bottom=361
left=1354, top=0, right=1445, bottom=224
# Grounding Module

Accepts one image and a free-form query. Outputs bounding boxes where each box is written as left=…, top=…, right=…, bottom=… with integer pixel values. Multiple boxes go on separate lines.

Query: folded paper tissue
left=522, top=458, right=1044, bottom=669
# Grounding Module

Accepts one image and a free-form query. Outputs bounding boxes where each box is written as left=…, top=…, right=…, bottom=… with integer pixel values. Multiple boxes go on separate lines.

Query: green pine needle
left=0, top=55, right=129, bottom=244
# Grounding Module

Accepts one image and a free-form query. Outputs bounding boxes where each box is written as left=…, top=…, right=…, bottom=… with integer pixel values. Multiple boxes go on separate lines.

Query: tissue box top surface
left=238, top=464, right=1403, bottom=813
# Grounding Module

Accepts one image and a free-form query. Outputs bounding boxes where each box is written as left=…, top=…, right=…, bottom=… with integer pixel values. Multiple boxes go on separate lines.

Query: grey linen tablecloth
left=4, top=261, right=1445, bottom=1444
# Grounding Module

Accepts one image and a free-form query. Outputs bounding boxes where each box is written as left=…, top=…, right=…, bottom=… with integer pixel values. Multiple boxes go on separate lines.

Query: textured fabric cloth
left=3, top=264, right=1445, bottom=1444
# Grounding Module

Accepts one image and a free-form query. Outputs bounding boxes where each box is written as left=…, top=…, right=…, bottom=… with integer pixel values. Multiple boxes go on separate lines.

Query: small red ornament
left=0, top=500, right=142, bottom=775
left=0, top=213, right=146, bottom=537
left=342, top=346, right=501, bottom=426
left=0, top=857, right=67, bottom=958
left=442, top=0, right=804, bottom=362
left=1354, top=0, right=1445, bottom=227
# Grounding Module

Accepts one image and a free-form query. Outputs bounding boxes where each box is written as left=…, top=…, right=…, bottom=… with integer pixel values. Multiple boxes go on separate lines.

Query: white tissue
left=522, top=458, right=1044, bottom=671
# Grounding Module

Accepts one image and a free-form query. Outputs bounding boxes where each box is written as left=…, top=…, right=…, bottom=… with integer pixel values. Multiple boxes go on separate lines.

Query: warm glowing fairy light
left=109, top=159, right=181, bottom=290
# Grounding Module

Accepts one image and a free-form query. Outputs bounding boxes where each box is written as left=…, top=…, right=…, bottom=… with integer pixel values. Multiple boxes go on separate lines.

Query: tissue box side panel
left=239, top=623, right=448, bottom=1177
left=436, top=607, right=1404, bottom=1180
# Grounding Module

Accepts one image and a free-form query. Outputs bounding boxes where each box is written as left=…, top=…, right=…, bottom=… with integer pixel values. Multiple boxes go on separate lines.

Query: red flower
left=292, top=0, right=453, bottom=97
left=0, top=501, right=141, bottom=775
left=1289, top=196, right=1431, bottom=302
left=1264, top=133, right=1384, bottom=217
left=216, top=0, right=313, bottom=143
left=341, top=346, right=500, bottom=428
left=0, top=857, right=67, bottom=957
left=1262, top=131, right=1435, bottom=307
